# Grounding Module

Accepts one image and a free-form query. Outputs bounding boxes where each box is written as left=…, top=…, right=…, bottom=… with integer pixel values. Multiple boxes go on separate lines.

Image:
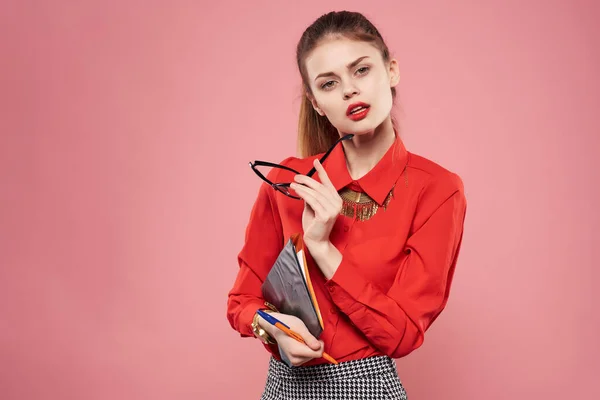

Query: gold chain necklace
left=339, top=185, right=394, bottom=222
left=338, top=167, right=407, bottom=222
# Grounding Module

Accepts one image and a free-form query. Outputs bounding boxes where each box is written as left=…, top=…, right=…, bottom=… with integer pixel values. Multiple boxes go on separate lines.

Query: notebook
left=261, top=233, right=324, bottom=338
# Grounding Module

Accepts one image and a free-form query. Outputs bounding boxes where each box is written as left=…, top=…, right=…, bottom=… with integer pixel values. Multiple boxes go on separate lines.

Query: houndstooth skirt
left=260, top=355, right=408, bottom=400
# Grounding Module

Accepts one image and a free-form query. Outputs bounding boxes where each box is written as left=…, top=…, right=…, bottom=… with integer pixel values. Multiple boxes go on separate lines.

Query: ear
left=388, top=58, right=400, bottom=87
left=308, top=93, right=325, bottom=116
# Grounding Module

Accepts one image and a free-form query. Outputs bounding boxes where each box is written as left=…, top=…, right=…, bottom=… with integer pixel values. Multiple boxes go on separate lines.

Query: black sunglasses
left=249, top=134, right=354, bottom=199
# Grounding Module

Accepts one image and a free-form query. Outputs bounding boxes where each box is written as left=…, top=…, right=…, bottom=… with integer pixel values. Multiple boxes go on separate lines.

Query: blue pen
left=257, top=309, right=290, bottom=328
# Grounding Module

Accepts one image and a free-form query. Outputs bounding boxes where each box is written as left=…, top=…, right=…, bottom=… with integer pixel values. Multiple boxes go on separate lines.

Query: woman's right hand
left=258, top=312, right=324, bottom=366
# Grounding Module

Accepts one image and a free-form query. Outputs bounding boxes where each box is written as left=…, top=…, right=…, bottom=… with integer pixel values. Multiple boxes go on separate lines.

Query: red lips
left=347, top=102, right=371, bottom=121
left=346, top=102, right=370, bottom=116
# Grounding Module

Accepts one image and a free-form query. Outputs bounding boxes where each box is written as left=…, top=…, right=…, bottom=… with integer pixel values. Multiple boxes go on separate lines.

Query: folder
left=261, top=233, right=324, bottom=338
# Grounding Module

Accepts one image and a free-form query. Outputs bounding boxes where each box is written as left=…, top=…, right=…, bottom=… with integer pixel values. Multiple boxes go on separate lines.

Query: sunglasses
left=249, top=134, right=354, bottom=199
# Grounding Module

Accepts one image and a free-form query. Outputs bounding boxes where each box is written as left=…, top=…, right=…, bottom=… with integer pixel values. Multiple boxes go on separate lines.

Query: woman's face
left=304, top=38, right=399, bottom=136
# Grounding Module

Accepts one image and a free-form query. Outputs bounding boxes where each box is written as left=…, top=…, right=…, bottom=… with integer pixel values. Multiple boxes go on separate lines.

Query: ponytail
left=297, top=94, right=339, bottom=157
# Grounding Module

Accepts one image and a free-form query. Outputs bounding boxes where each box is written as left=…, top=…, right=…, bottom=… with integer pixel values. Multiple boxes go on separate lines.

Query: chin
left=346, top=127, right=375, bottom=136
left=338, top=118, right=385, bottom=136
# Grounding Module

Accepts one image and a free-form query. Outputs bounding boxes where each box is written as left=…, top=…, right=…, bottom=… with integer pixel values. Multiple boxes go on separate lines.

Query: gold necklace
left=338, top=166, right=408, bottom=221
left=339, top=186, right=394, bottom=222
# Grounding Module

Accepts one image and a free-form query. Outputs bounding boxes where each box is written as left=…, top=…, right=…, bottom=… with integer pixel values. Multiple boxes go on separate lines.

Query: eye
left=320, top=81, right=336, bottom=90
left=356, top=66, right=370, bottom=75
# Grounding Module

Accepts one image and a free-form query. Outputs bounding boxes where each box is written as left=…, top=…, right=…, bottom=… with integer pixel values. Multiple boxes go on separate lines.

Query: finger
left=292, top=349, right=324, bottom=366
left=291, top=183, right=329, bottom=219
left=295, top=182, right=341, bottom=219
left=290, top=357, right=308, bottom=367
left=313, top=159, right=336, bottom=191
left=289, top=354, right=313, bottom=367
left=299, top=342, right=324, bottom=360
left=289, top=321, right=321, bottom=351
left=294, top=185, right=337, bottom=224
left=293, top=175, right=330, bottom=198
left=315, top=340, right=324, bottom=354
left=292, top=178, right=338, bottom=211
left=279, top=338, right=321, bottom=361
left=296, top=162, right=341, bottom=208
left=292, top=342, right=323, bottom=358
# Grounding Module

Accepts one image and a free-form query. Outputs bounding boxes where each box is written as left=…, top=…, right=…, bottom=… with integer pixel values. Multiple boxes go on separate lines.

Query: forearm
left=305, top=239, right=342, bottom=280
left=323, top=263, right=423, bottom=358
left=307, top=240, right=430, bottom=358
left=227, top=295, right=267, bottom=337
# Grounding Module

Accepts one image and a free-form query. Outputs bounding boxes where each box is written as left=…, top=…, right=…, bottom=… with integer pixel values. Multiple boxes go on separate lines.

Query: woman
left=227, top=10, right=467, bottom=400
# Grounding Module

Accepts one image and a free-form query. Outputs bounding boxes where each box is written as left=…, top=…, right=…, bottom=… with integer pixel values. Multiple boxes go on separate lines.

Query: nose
left=343, top=84, right=359, bottom=100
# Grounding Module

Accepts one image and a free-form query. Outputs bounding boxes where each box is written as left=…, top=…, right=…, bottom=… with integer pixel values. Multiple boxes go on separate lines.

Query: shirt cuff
left=239, top=300, right=265, bottom=337
left=324, top=256, right=369, bottom=314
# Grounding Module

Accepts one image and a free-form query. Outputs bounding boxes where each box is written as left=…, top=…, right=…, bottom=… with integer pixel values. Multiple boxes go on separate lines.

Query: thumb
left=295, top=325, right=320, bottom=350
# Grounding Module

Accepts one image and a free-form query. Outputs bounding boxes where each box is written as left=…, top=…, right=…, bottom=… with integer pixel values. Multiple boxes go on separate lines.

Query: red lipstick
left=346, top=102, right=370, bottom=121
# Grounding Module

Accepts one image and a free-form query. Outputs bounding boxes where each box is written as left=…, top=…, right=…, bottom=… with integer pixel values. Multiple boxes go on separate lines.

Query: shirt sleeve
left=226, top=167, right=285, bottom=338
left=324, top=174, right=467, bottom=358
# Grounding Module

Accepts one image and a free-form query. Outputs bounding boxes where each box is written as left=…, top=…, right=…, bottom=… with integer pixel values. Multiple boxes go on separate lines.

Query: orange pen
left=257, top=309, right=338, bottom=365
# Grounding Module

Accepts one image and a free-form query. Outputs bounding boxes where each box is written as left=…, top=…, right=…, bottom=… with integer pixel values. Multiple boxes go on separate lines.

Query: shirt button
left=343, top=226, right=349, bottom=232
left=330, top=308, right=337, bottom=314
left=328, top=286, right=335, bottom=293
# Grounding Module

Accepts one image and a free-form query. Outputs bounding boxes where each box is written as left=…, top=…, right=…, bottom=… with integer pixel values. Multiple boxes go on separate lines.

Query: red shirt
left=227, top=136, right=467, bottom=365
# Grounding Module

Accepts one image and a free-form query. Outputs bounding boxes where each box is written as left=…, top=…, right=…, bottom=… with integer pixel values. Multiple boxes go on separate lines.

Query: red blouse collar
left=324, top=135, right=409, bottom=206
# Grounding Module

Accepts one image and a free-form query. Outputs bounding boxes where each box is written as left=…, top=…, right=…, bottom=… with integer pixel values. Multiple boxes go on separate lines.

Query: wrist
left=257, top=315, right=276, bottom=336
left=252, top=310, right=276, bottom=344
left=306, top=241, right=342, bottom=280
left=304, top=238, right=333, bottom=258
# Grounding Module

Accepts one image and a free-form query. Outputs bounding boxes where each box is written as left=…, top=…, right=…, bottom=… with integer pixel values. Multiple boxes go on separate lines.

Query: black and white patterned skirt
left=260, top=355, right=408, bottom=400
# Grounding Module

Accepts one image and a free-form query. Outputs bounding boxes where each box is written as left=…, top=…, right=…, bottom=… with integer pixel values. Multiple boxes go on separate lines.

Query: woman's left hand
left=290, top=159, right=342, bottom=250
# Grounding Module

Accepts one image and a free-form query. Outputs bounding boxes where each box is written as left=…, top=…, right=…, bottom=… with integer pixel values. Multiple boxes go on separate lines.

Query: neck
left=340, top=117, right=396, bottom=181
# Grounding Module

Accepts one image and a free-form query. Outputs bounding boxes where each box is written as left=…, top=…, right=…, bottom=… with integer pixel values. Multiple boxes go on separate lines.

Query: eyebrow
left=314, top=56, right=370, bottom=82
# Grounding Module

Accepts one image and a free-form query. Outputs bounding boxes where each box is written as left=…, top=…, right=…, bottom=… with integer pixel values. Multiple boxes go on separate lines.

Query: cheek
left=378, top=89, right=393, bottom=111
left=373, top=80, right=394, bottom=113
left=317, top=97, right=342, bottom=118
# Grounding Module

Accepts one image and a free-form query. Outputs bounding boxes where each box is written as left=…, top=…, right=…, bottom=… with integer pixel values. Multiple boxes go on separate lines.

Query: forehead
left=304, top=38, right=382, bottom=79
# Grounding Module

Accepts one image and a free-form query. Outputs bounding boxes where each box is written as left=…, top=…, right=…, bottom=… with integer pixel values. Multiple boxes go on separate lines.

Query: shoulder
left=279, top=153, right=322, bottom=170
left=267, top=153, right=323, bottom=181
left=407, top=151, right=465, bottom=209
left=408, top=152, right=464, bottom=191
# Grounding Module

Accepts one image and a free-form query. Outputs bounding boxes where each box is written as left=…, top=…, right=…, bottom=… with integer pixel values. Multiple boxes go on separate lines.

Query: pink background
left=1, top=1, right=599, bottom=399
